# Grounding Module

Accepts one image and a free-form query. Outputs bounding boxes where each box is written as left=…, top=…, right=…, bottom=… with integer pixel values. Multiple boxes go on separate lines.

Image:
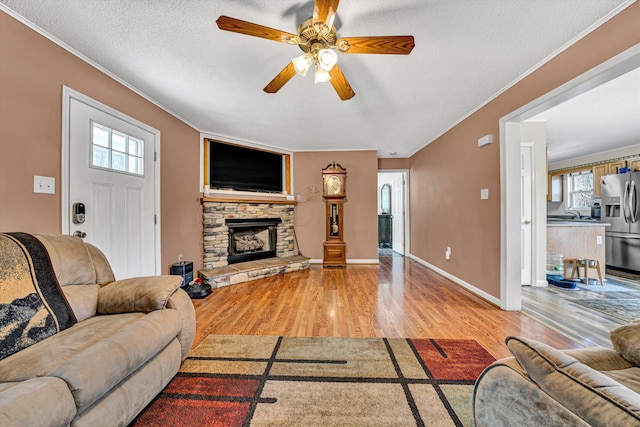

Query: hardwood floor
left=521, top=274, right=640, bottom=348
left=192, top=256, right=582, bottom=360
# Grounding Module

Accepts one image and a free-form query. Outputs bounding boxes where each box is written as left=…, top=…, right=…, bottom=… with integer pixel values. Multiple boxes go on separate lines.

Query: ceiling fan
left=216, top=0, right=415, bottom=100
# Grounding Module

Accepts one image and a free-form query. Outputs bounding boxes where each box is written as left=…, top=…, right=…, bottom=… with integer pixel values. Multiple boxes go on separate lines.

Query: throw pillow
left=610, top=320, right=640, bottom=367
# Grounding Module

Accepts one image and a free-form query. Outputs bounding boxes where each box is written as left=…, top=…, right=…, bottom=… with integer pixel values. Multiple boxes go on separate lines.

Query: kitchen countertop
left=547, top=220, right=610, bottom=227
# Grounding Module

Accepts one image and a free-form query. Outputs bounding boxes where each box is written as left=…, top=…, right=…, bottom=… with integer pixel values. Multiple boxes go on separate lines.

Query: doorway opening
left=500, top=43, right=640, bottom=310
left=377, top=170, right=409, bottom=257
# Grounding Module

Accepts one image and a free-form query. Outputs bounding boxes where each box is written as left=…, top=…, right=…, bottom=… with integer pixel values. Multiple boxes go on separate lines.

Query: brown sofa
left=473, top=322, right=640, bottom=426
left=0, top=234, right=196, bottom=426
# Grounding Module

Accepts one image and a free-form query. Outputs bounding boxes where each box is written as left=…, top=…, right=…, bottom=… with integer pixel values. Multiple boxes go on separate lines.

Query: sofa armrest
left=506, top=336, right=640, bottom=426
left=473, top=358, right=591, bottom=427
left=166, top=288, right=197, bottom=360
left=98, top=275, right=183, bottom=314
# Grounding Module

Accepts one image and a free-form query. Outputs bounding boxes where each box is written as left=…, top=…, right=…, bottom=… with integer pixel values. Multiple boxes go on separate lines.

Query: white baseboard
left=407, top=254, right=501, bottom=307
left=348, top=259, right=380, bottom=264
left=535, top=279, right=549, bottom=287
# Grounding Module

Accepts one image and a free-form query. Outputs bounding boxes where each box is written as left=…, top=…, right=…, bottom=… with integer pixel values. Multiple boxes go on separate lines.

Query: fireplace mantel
left=201, top=197, right=297, bottom=205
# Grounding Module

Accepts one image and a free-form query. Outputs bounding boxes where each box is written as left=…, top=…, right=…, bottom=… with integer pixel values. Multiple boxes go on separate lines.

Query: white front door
left=520, top=144, right=534, bottom=285
left=64, top=91, right=159, bottom=279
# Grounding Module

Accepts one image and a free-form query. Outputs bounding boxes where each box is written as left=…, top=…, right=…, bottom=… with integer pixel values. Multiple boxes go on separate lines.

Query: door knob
left=523, top=220, right=532, bottom=225
left=73, top=231, right=87, bottom=238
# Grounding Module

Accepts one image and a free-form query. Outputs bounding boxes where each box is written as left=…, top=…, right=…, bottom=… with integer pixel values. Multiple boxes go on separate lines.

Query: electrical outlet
left=480, top=189, right=489, bottom=200
left=596, top=236, right=603, bottom=245
left=445, top=246, right=452, bottom=260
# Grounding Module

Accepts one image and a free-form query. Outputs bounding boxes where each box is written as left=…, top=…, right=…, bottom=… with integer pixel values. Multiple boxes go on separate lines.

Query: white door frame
left=61, top=86, right=162, bottom=275
left=500, top=43, right=640, bottom=310
left=377, top=169, right=410, bottom=256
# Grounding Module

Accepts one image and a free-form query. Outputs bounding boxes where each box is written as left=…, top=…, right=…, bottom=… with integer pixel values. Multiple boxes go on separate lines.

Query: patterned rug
left=571, top=299, right=640, bottom=323
left=131, top=335, right=496, bottom=426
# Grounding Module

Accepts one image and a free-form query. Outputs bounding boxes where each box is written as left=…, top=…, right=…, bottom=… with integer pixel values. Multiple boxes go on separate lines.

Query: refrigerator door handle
left=631, top=180, right=637, bottom=223
left=623, top=181, right=630, bottom=222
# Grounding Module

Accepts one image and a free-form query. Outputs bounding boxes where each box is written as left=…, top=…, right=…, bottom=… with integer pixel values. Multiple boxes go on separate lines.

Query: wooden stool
left=571, top=258, right=603, bottom=285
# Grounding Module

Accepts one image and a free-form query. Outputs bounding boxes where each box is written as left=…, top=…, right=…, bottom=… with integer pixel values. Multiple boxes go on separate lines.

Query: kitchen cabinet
left=547, top=173, right=563, bottom=202
left=628, top=157, right=640, bottom=171
left=593, top=164, right=607, bottom=198
left=593, top=160, right=627, bottom=197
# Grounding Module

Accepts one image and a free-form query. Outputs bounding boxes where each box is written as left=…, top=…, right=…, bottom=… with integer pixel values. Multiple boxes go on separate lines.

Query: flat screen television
left=209, top=141, right=284, bottom=193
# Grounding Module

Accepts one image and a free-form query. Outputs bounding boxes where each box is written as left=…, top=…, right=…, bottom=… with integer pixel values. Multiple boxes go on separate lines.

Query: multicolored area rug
left=131, top=335, right=495, bottom=426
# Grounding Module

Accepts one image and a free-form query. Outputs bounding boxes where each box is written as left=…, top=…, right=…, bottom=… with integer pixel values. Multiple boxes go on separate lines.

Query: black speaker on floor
left=170, top=261, right=193, bottom=287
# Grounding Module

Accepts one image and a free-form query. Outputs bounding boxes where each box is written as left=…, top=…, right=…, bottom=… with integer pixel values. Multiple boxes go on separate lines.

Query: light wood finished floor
left=521, top=274, right=640, bottom=348
left=193, top=256, right=580, bottom=360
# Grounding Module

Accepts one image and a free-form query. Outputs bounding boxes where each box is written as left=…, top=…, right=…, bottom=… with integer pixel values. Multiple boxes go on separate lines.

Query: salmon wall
left=293, top=151, right=379, bottom=261
left=0, top=11, right=203, bottom=273
left=409, top=2, right=640, bottom=298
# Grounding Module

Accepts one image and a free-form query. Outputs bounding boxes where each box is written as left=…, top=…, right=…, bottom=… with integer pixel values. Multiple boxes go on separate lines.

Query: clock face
left=326, top=175, right=342, bottom=195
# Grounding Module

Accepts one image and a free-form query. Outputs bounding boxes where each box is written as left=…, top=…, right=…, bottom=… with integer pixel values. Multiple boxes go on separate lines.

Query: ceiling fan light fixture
left=292, top=52, right=314, bottom=76
left=314, top=62, right=331, bottom=83
left=317, top=48, right=338, bottom=71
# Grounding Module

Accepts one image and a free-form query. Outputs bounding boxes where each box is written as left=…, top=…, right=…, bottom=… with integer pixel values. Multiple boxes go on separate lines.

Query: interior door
left=520, top=144, right=534, bottom=285
left=67, top=97, right=157, bottom=279
left=391, top=173, right=405, bottom=255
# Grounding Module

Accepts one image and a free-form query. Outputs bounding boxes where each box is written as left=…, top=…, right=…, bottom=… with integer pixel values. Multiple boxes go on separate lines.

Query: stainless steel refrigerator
left=601, top=171, right=640, bottom=272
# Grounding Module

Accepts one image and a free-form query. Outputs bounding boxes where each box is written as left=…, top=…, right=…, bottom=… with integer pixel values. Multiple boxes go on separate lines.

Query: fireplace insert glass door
left=226, top=218, right=281, bottom=264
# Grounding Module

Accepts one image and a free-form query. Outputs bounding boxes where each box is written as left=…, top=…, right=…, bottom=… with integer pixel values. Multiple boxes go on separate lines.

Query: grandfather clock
left=322, top=162, right=347, bottom=267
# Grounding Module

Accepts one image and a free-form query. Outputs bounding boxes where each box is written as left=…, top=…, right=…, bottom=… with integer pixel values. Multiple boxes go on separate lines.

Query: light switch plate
left=34, top=175, right=55, bottom=194
left=480, top=188, right=489, bottom=199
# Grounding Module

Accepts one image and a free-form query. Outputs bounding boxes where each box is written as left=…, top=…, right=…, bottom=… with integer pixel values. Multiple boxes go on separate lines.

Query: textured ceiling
left=0, top=0, right=632, bottom=158
left=530, top=67, right=640, bottom=165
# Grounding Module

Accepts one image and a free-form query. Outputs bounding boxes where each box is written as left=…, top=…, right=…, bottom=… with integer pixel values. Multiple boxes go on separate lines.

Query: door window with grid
left=91, top=122, right=144, bottom=176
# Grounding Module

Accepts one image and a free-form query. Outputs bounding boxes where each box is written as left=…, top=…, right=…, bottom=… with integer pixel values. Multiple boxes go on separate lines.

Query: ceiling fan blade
left=337, top=36, right=415, bottom=55
left=313, top=0, right=340, bottom=27
left=216, top=16, right=296, bottom=43
left=328, top=65, right=355, bottom=101
left=264, top=62, right=297, bottom=94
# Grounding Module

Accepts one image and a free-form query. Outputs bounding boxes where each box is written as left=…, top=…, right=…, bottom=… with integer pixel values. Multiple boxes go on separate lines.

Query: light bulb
left=314, top=62, right=331, bottom=83
left=317, top=48, right=338, bottom=71
left=292, top=53, right=313, bottom=77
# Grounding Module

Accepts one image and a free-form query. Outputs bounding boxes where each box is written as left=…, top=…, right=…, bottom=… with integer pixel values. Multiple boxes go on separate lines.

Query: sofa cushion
left=606, top=367, right=640, bottom=395
left=610, top=320, right=640, bottom=367
left=0, top=377, right=76, bottom=427
left=84, top=242, right=115, bottom=285
left=564, top=346, right=633, bottom=371
left=36, top=234, right=96, bottom=286
left=49, top=309, right=181, bottom=413
left=61, top=284, right=100, bottom=322
left=0, top=313, right=145, bottom=381
left=98, top=275, right=183, bottom=314
left=506, top=336, right=640, bottom=425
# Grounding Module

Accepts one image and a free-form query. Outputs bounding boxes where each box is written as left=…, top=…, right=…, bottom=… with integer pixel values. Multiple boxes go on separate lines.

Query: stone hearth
left=199, top=255, right=309, bottom=288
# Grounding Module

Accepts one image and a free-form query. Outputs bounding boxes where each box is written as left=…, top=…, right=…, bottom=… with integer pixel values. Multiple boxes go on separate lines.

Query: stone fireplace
left=202, top=199, right=296, bottom=270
